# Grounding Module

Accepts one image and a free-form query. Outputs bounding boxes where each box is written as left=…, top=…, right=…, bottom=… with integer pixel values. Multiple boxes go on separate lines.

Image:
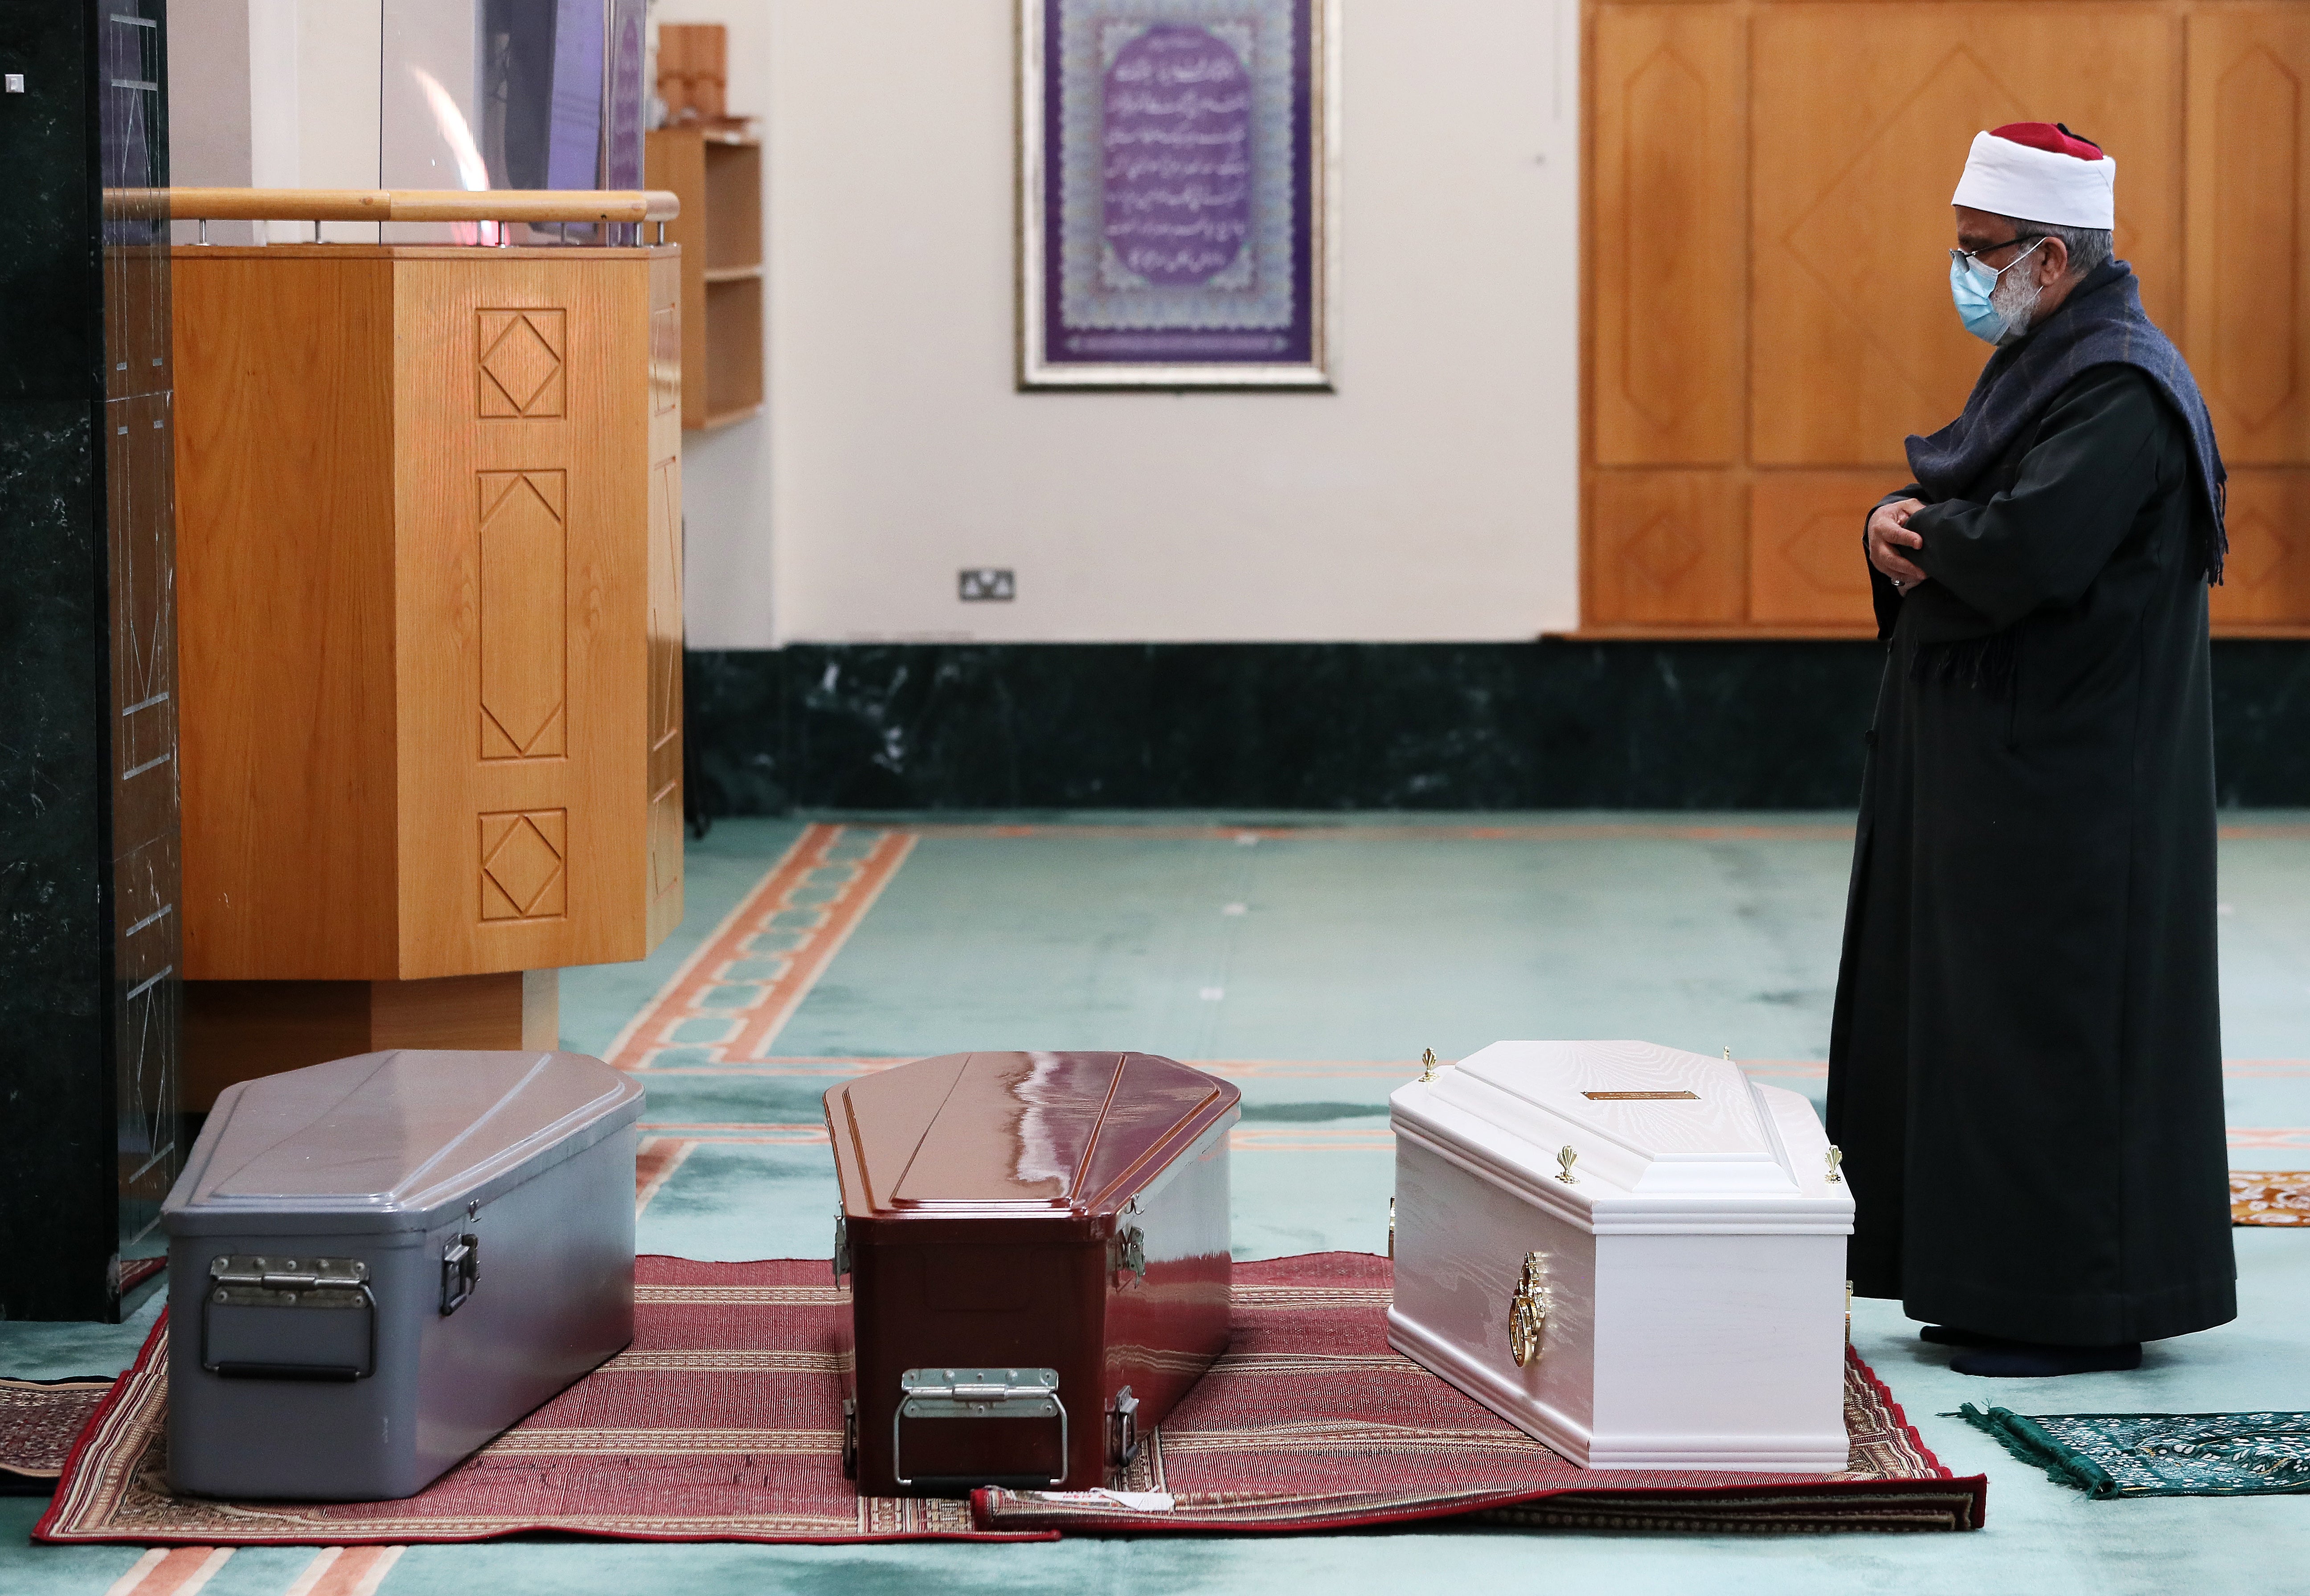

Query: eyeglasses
left=1950, top=235, right=2046, bottom=273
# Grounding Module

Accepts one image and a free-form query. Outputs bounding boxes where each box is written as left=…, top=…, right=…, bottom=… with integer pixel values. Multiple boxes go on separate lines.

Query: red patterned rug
left=981, top=1253, right=1982, bottom=1535
left=2, top=1377, right=117, bottom=1496
left=33, top=1253, right=1981, bottom=1544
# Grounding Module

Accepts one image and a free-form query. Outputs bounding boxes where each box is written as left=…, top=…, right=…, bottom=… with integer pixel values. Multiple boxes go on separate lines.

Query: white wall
left=297, top=0, right=383, bottom=193
left=168, top=0, right=254, bottom=187
left=167, top=0, right=381, bottom=241
left=177, top=0, right=1581, bottom=645
left=672, top=0, right=1581, bottom=648
left=653, top=0, right=780, bottom=650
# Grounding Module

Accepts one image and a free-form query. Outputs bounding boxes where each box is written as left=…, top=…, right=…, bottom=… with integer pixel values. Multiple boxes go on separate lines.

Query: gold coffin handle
left=1508, top=1251, right=1550, bottom=1368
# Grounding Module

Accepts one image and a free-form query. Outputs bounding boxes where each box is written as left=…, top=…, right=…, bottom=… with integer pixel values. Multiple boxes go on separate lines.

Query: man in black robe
left=1828, top=122, right=2235, bottom=1378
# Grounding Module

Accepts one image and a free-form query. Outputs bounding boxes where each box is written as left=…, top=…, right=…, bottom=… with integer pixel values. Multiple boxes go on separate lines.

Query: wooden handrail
left=134, top=187, right=680, bottom=224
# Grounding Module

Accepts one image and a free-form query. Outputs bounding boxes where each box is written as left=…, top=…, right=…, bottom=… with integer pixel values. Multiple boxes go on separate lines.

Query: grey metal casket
left=162, top=1049, right=644, bottom=1500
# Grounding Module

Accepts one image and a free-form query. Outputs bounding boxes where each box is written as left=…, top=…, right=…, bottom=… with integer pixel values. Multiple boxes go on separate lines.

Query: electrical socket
left=958, top=568, right=1016, bottom=602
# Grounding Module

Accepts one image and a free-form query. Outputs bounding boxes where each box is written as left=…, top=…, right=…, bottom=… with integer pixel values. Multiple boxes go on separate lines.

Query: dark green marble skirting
left=684, top=640, right=2310, bottom=814
left=0, top=0, right=180, bottom=1322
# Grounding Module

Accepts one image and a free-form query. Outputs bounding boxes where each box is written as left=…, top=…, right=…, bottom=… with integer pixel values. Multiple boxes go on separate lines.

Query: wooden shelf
left=704, top=274, right=762, bottom=422
left=703, top=140, right=762, bottom=274
left=646, top=127, right=765, bottom=429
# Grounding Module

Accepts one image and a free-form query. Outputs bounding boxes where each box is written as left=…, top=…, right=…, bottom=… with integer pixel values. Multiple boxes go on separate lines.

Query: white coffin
left=1386, top=1040, right=1854, bottom=1471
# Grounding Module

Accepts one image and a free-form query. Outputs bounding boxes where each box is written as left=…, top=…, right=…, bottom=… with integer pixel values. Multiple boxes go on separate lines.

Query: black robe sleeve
left=1903, top=367, right=2171, bottom=633
left=1862, top=485, right=1925, bottom=640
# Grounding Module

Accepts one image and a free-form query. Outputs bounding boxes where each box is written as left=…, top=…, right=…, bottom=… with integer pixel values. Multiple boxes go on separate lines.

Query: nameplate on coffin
left=1423, top=1041, right=1801, bottom=1197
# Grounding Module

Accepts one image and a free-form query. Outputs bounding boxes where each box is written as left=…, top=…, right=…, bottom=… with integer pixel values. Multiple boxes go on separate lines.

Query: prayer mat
left=1960, top=1405, right=2310, bottom=1498
left=2, top=1377, right=116, bottom=1496
left=35, top=1253, right=1982, bottom=1546
left=2231, top=1171, right=2310, bottom=1225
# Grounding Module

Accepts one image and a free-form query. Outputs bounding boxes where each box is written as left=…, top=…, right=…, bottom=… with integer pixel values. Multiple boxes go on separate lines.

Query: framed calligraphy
left=1018, top=0, right=1339, bottom=389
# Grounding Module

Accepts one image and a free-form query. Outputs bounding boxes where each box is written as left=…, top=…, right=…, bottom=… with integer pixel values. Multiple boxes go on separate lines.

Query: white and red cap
left=1950, top=122, right=2115, bottom=229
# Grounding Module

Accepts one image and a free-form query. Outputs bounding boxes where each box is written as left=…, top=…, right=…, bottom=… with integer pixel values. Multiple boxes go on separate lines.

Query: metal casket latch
left=894, top=1367, right=1068, bottom=1488
left=440, top=1233, right=480, bottom=1315
left=203, top=1255, right=376, bottom=1380
left=1108, top=1384, right=1142, bottom=1470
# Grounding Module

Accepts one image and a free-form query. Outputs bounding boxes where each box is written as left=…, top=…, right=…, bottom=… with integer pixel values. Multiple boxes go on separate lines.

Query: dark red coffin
left=824, top=1051, right=1239, bottom=1496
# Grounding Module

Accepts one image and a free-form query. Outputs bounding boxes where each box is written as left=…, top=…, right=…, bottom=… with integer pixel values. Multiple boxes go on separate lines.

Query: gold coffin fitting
left=1508, top=1251, right=1551, bottom=1368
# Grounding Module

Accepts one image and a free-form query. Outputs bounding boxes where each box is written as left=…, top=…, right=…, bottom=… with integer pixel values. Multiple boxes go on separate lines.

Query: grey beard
left=1991, top=266, right=2044, bottom=340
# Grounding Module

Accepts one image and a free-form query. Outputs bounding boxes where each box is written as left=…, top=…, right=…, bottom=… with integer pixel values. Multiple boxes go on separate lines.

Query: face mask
left=1948, top=237, right=2046, bottom=345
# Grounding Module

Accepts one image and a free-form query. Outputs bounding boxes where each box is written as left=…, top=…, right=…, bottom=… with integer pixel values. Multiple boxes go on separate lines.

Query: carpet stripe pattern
left=101, top=1546, right=230, bottom=1595
left=283, top=1547, right=404, bottom=1596
left=607, top=824, right=912, bottom=1069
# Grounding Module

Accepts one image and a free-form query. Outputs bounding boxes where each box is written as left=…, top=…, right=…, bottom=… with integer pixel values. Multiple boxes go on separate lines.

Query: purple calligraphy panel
left=1041, top=0, right=1317, bottom=372
left=1103, top=27, right=1252, bottom=287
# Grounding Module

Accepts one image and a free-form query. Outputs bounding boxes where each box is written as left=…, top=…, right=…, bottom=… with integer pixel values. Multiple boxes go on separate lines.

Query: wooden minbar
left=168, top=188, right=685, bottom=1105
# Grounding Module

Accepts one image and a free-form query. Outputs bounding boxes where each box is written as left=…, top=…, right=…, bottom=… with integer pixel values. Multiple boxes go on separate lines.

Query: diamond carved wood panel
left=1587, top=471, right=1745, bottom=625
left=2208, top=471, right=2310, bottom=626
left=1749, top=473, right=1887, bottom=626
left=1750, top=6, right=2181, bottom=468
left=480, top=808, right=567, bottom=922
left=479, top=308, right=566, bottom=418
left=1591, top=4, right=1742, bottom=467
left=1585, top=2, right=2304, bottom=633
left=478, top=471, right=567, bottom=760
left=2187, top=11, right=2310, bottom=466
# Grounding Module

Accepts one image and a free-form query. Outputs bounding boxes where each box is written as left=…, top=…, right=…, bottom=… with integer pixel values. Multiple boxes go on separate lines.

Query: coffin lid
left=828, top=1051, right=1239, bottom=1218
left=1424, top=1039, right=1801, bottom=1195
left=164, top=1050, right=644, bottom=1234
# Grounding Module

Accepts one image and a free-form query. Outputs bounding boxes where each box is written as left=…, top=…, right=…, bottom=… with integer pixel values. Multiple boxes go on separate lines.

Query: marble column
left=0, top=0, right=180, bottom=1322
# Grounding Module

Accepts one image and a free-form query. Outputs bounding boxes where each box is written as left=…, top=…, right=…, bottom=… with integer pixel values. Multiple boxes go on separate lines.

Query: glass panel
left=382, top=0, right=646, bottom=245
left=101, top=0, right=182, bottom=1288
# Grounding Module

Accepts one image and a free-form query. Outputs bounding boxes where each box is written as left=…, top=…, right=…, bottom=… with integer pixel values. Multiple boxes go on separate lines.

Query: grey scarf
left=1907, top=259, right=2228, bottom=584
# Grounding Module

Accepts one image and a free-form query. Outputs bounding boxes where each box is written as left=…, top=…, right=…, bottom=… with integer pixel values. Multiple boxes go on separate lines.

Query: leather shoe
left=1918, top=1325, right=2018, bottom=1348
left=1949, top=1342, right=2143, bottom=1378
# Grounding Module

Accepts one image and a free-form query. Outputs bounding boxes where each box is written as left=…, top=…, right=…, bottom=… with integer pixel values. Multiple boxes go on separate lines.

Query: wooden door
left=2189, top=7, right=2310, bottom=629
left=1749, top=4, right=2181, bottom=470
left=1585, top=0, right=2296, bottom=634
left=1586, top=5, right=1748, bottom=626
